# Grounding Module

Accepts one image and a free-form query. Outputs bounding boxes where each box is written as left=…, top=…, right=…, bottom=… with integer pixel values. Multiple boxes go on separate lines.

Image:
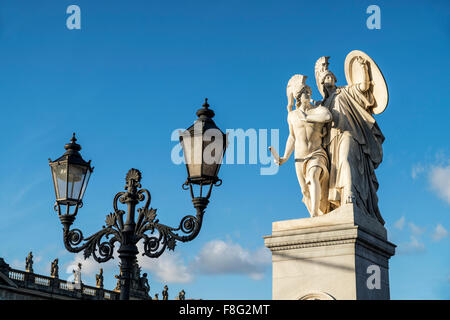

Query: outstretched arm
left=279, top=117, right=295, bottom=165
left=356, top=57, right=371, bottom=92
left=305, top=106, right=332, bottom=123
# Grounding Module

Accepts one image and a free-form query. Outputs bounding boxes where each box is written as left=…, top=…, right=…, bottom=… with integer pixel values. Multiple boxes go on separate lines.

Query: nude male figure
left=275, top=75, right=332, bottom=217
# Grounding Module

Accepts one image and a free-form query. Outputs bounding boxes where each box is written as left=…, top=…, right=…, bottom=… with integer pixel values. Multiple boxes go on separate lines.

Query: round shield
left=344, top=50, right=389, bottom=114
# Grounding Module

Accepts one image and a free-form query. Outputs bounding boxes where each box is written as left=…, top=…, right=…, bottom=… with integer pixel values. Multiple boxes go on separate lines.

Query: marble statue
left=114, top=274, right=121, bottom=292
left=162, top=285, right=168, bottom=300
left=51, top=258, right=59, bottom=278
left=314, top=52, right=387, bottom=224
left=272, top=75, right=332, bottom=217
left=25, top=252, right=33, bottom=273
left=271, top=50, right=388, bottom=224
left=140, top=273, right=150, bottom=294
left=96, top=268, right=104, bottom=289
left=72, top=262, right=82, bottom=284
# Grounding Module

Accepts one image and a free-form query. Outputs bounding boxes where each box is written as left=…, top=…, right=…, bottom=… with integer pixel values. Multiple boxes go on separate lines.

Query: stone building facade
left=0, top=257, right=149, bottom=300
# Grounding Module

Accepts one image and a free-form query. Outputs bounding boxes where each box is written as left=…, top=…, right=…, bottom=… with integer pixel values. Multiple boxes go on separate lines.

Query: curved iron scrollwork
left=63, top=226, right=122, bottom=263
left=138, top=211, right=204, bottom=258
left=59, top=168, right=210, bottom=264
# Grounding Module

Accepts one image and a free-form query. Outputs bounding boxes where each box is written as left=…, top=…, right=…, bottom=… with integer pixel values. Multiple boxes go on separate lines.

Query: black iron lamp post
left=49, top=99, right=227, bottom=300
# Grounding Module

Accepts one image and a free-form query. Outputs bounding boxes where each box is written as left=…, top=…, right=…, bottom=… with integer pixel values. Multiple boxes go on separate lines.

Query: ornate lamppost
left=49, top=99, right=227, bottom=300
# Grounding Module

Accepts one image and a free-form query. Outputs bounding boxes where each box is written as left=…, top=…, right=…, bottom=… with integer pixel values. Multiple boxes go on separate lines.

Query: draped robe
left=322, top=84, right=385, bottom=224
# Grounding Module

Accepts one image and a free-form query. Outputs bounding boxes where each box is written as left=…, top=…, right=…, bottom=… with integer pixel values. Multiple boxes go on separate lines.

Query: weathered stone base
left=263, top=204, right=396, bottom=300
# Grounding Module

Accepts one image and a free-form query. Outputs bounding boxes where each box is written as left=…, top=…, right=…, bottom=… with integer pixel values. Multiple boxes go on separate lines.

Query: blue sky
left=0, top=0, right=449, bottom=299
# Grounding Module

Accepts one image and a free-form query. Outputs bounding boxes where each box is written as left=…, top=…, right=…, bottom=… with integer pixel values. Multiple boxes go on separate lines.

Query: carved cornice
left=265, top=227, right=395, bottom=258
left=266, top=237, right=357, bottom=252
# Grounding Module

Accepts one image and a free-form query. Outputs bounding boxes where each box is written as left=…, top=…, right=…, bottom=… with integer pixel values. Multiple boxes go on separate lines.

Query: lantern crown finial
left=196, top=98, right=215, bottom=119
left=64, top=132, right=81, bottom=153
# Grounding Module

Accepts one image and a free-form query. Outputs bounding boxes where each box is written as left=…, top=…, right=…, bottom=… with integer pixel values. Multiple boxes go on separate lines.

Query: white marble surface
left=264, top=204, right=395, bottom=300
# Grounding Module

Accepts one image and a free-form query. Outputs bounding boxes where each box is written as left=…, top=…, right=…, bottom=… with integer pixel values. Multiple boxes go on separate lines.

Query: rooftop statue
left=25, top=252, right=33, bottom=273
left=140, top=273, right=150, bottom=294
left=72, top=262, right=82, bottom=285
left=51, top=258, right=59, bottom=278
left=162, top=285, right=169, bottom=300
left=96, top=268, right=104, bottom=289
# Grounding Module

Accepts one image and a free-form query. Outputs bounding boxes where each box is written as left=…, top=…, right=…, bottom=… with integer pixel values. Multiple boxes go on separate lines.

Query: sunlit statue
left=25, top=252, right=34, bottom=273
left=272, top=75, right=332, bottom=217
left=72, top=262, right=82, bottom=285
left=51, top=258, right=59, bottom=278
left=96, top=268, right=104, bottom=289
left=114, top=273, right=121, bottom=292
left=271, top=50, right=388, bottom=224
left=314, top=52, right=387, bottom=224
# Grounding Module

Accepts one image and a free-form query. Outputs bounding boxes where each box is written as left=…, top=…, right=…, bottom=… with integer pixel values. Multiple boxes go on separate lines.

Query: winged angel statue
left=273, top=50, right=389, bottom=224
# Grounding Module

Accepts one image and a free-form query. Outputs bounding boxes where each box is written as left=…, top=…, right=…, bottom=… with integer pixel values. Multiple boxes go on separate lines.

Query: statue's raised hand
left=356, top=56, right=368, bottom=68
left=276, top=157, right=287, bottom=166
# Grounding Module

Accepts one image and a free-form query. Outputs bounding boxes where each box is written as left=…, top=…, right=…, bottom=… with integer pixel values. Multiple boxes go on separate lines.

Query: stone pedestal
left=263, top=204, right=396, bottom=300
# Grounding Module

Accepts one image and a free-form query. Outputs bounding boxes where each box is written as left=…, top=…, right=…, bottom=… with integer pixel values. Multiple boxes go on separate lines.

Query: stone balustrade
left=0, top=256, right=178, bottom=300
left=1, top=263, right=120, bottom=300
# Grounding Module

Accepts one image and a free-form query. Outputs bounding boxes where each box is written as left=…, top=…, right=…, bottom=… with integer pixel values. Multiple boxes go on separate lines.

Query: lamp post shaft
left=118, top=240, right=138, bottom=300
left=117, top=193, right=139, bottom=300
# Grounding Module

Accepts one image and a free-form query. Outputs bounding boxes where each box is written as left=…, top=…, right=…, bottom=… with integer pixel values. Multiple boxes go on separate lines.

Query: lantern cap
left=184, top=99, right=224, bottom=135
left=49, top=133, right=92, bottom=168
left=196, top=98, right=215, bottom=119
left=64, top=133, right=82, bottom=154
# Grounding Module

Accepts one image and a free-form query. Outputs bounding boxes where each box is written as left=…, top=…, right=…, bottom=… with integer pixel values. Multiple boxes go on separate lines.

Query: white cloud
left=11, top=259, right=22, bottom=270
left=394, top=216, right=405, bottom=230
left=397, top=236, right=426, bottom=254
left=11, top=176, right=47, bottom=206
left=191, top=239, right=271, bottom=280
left=60, top=238, right=272, bottom=286
left=136, top=239, right=272, bottom=283
left=431, top=224, right=448, bottom=242
left=64, top=252, right=117, bottom=283
left=411, top=163, right=425, bottom=179
left=61, top=242, right=192, bottom=287
left=429, top=165, right=450, bottom=205
left=409, top=222, right=426, bottom=236
left=137, top=248, right=193, bottom=284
